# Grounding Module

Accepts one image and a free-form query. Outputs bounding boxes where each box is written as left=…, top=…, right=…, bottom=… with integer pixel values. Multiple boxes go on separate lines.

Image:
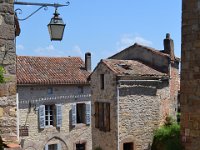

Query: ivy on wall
left=0, top=66, right=5, bottom=83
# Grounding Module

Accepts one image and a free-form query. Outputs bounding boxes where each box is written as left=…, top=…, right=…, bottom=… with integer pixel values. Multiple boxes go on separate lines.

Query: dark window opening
left=48, top=144, right=57, bottom=150
left=77, top=103, right=86, bottom=123
left=100, top=74, right=104, bottom=89
left=123, top=142, right=133, bottom=150
left=76, top=143, right=85, bottom=150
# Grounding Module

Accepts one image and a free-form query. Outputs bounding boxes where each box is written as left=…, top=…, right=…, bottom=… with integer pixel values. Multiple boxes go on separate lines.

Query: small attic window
left=118, top=64, right=131, bottom=70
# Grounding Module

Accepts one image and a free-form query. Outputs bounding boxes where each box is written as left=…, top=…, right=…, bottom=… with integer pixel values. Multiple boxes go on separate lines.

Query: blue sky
left=15, top=0, right=182, bottom=69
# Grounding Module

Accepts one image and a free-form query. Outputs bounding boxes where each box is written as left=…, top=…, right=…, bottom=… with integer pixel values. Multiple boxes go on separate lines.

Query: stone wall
left=91, top=63, right=118, bottom=150
left=110, top=44, right=170, bottom=73
left=181, top=0, right=200, bottom=149
left=18, top=85, right=92, bottom=150
left=0, top=0, right=18, bottom=148
left=118, top=81, right=170, bottom=150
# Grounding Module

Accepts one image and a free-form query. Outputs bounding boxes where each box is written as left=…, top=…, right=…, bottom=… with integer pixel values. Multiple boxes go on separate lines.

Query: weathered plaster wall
left=18, top=85, right=92, bottom=150
left=181, top=0, right=200, bottom=149
left=0, top=0, right=18, bottom=146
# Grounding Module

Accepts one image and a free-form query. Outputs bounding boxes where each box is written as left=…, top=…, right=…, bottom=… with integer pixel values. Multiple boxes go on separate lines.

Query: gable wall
left=91, top=63, right=118, bottom=150
left=110, top=46, right=169, bottom=73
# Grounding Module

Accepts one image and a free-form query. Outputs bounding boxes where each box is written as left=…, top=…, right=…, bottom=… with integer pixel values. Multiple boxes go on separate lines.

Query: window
left=123, top=142, right=133, bottom=150
left=76, top=143, right=85, bottom=150
left=39, top=104, right=62, bottom=128
left=44, top=143, right=61, bottom=150
left=78, top=86, right=84, bottom=94
left=45, top=105, right=54, bottom=126
left=77, top=103, right=86, bottom=123
left=72, top=102, right=91, bottom=126
left=47, top=87, right=53, bottom=95
left=95, top=102, right=110, bottom=132
left=100, top=74, right=104, bottom=89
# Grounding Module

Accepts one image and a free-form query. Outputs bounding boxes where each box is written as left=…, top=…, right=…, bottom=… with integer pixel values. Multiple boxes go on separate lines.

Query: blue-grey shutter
left=57, top=143, right=61, bottom=150
left=56, top=104, right=62, bottom=128
left=39, top=105, right=45, bottom=129
left=45, top=144, right=48, bottom=150
left=85, top=102, right=91, bottom=125
left=72, top=103, right=76, bottom=126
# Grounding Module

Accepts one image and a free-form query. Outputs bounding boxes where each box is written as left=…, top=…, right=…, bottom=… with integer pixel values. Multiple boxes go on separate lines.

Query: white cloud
left=16, top=44, right=24, bottom=50
left=34, top=44, right=84, bottom=57
left=71, top=45, right=83, bottom=56
left=116, top=34, right=152, bottom=51
left=34, top=45, right=64, bottom=56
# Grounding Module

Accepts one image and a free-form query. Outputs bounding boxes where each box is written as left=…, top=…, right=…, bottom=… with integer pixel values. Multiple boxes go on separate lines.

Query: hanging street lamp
left=48, top=9, right=66, bottom=41
left=14, top=1, right=70, bottom=41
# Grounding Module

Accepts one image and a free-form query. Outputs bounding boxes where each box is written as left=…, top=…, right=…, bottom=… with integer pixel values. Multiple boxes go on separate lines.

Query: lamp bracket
left=14, top=1, right=70, bottom=21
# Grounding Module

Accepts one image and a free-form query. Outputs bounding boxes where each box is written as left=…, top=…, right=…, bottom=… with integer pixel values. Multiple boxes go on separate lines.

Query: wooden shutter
left=44, top=144, right=48, bottom=150
left=104, top=103, right=110, bottom=131
left=56, top=104, right=62, bottom=128
left=95, top=102, right=99, bottom=128
left=39, top=105, right=45, bottom=129
left=57, top=143, right=61, bottom=150
left=71, top=103, right=77, bottom=126
left=98, top=102, right=104, bottom=130
left=85, top=102, right=91, bottom=125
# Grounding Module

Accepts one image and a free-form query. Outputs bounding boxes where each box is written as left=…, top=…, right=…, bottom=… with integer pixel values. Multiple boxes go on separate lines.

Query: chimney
left=85, top=52, right=91, bottom=72
left=163, top=33, right=175, bottom=60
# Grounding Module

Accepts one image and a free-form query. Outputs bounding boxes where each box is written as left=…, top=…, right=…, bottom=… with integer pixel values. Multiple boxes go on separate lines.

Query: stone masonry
left=180, top=0, right=200, bottom=149
left=18, top=85, right=92, bottom=150
left=0, top=0, right=19, bottom=149
left=91, top=34, right=180, bottom=150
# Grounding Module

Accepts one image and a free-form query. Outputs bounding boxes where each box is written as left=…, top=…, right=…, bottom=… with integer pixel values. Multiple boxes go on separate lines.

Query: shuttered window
left=71, top=102, right=91, bottom=126
left=39, top=104, right=62, bottom=128
left=95, top=102, right=110, bottom=132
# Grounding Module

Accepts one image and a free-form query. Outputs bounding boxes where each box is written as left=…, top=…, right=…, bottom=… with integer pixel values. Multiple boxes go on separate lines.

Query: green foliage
left=0, top=66, right=5, bottom=83
left=153, top=123, right=180, bottom=141
left=151, top=117, right=182, bottom=150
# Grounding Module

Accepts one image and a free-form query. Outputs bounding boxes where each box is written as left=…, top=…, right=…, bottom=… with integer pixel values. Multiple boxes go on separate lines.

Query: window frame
left=71, top=102, right=91, bottom=126
left=39, top=104, right=62, bottom=129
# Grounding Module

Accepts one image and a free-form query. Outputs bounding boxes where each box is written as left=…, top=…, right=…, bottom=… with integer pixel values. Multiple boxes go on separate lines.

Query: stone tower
left=181, top=0, right=200, bottom=149
left=0, top=0, right=20, bottom=149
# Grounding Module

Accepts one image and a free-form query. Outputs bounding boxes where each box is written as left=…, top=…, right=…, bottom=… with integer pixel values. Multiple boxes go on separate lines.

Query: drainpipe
left=16, top=93, right=19, bottom=140
left=117, top=82, right=120, bottom=150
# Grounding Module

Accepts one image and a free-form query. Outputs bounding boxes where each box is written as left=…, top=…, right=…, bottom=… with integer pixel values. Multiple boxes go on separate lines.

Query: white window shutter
left=85, top=102, right=91, bottom=125
left=71, top=103, right=77, bottom=126
left=39, top=105, right=45, bottom=129
left=45, top=144, right=48, bottom=150
left=56, top=104, right=62, bottom=128
left=57, top=143, right=61, bottom=150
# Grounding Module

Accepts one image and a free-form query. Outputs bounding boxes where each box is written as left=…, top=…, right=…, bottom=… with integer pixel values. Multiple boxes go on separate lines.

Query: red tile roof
left=17, top=56, right=90, bottom=85
left=102, top=59, right=167, bottom=77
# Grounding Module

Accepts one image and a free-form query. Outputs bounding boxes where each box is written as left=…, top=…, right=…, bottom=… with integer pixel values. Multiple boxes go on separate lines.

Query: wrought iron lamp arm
left=14, top=1, right=70, bottom=21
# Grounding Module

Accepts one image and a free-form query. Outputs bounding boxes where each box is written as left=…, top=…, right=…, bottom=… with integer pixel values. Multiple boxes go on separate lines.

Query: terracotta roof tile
left=17, top=56, right=90, bottom=85
left=102, top=59, right=167, bottom=77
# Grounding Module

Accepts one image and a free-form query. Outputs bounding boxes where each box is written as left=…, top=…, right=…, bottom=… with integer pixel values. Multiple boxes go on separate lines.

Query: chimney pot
left=163, top=33, right=175, bottom=60
left=85, top=52, right=91, bottom=72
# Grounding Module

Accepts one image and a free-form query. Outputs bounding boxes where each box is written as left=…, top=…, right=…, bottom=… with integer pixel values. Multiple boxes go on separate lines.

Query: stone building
left=17, top=53, right=92, bottom=150
left=0, top=0, right=20, bottom=149
left=180, top=0, right=200, bottom=149
left=90, top=34, right=180, bottom=150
